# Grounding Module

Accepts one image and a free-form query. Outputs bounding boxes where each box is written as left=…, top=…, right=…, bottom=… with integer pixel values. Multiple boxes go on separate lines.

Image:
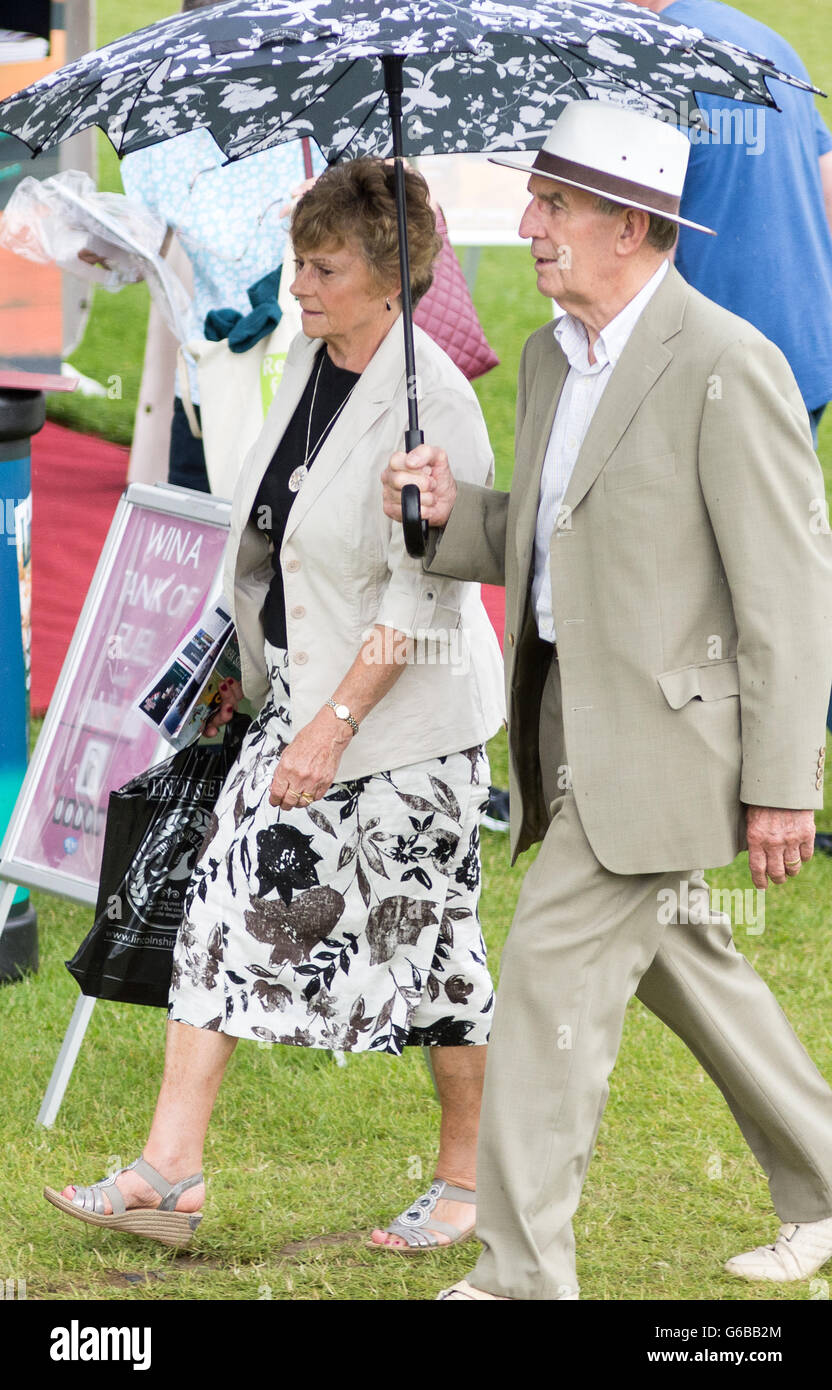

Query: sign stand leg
left=36, top=994, right=97, bottom=1129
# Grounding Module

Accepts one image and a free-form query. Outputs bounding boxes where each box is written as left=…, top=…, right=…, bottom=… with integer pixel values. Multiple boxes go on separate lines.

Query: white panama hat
left=490, top=101, right=716, bottom=236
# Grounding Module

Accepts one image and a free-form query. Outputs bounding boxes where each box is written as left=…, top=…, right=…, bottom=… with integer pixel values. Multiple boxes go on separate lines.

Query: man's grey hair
left=595, top=195, right=678, bottom=253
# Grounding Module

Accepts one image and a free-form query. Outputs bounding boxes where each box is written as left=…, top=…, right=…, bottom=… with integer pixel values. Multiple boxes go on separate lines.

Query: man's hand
left=381, top=443, right=458, bottom=529
left=746, top=806, right=815, bottom=888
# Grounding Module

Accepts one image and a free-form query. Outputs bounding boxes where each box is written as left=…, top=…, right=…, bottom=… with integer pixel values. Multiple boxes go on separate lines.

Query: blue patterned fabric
left=122, top=128, right=323, bottom=401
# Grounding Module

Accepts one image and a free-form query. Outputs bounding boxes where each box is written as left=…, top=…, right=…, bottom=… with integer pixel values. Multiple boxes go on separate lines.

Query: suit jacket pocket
left=603, top=452, right=676, bottom=492
left=657, top=659, right=740, bottom=710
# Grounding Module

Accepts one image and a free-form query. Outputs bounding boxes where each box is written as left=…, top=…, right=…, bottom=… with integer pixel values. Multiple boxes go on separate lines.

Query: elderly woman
left=45, top=159, right=504, bottom=1253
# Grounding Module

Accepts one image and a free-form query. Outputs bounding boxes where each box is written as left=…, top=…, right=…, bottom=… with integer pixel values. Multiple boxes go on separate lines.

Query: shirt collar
left=554, top=259, right=670, bottom=375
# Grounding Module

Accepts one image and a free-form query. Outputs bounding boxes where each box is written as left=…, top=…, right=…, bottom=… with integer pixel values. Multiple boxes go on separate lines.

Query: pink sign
left=9, top=499, right=228, bottom=894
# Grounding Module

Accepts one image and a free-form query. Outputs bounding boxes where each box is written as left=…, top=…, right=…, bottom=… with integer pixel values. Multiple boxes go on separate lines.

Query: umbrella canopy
left=0, top=0, right=821, bottom=553
left=0, top=0, right=819, bottom=163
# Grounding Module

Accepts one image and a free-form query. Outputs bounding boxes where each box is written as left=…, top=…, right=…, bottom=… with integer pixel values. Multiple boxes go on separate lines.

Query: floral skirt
left=168, top=644, right=494, bottom=1054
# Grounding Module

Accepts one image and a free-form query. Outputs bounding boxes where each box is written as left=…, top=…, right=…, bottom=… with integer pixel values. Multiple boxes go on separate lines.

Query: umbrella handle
left=402, top=484, right=429, bottom=557
left=401, top=425, right=429, bottom=557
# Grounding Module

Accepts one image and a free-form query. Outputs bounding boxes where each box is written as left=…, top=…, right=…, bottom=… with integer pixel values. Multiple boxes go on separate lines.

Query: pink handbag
left=414, top=208, right=499, bottom=381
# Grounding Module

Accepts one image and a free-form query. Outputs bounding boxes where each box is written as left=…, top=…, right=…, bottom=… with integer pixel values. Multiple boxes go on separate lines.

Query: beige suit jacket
left=224, top=319, right=505, bottom=781
left=427, top=266, right=832, bottom=871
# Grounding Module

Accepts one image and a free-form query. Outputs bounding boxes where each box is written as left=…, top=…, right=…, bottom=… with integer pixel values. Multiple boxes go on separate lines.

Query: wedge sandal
left=370, top=1179, right=476, bottom=1253
left=44, top=1155, right=203, bottom=1248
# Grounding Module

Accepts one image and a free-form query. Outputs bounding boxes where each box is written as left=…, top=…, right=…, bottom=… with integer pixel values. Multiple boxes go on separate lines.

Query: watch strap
left=326, top=697, right=359, bottom=736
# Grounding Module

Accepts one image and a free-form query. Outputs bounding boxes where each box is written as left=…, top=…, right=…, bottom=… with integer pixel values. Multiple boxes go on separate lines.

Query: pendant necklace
left=288, top=352, right=357, bottom=493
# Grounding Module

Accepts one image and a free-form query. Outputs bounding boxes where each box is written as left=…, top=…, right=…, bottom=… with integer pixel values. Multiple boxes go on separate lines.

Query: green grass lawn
left=5, top=0, right=832, bottom=1304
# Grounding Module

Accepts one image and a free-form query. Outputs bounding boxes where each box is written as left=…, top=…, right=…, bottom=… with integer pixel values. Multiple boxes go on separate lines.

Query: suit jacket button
left=294, top=651, right=308, bottom=665
left=816, top=777, right=824, bottom=789
left=291, top=604, right=305, bottom=619
left=285, top=557, right=301, bottom=573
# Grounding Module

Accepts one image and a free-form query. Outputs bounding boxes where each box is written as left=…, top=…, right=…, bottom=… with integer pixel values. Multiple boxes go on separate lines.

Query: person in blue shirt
left=630, top=1, right=832, bottom=807
left=630, top=0, right=832, bottom=444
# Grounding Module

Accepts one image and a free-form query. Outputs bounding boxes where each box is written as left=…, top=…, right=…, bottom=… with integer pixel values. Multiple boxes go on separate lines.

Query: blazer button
left=508, top=632, right=515, bottom=647
left=285, top=557, right=301, bottom=573
left=816, top=777, right=824, bottom=789
left=290, top=604, right=305, bottom=619
left=293, top=651, right=309, bottom=665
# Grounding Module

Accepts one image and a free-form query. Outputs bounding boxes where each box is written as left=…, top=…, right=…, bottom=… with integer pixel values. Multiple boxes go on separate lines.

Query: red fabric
left=29, top=422, right=505, bottom=716
left=31, top=421, right=128, bottom=716
left=414, top=209, right=499, bottom=381
left=481, top=584, right=505, bottom=652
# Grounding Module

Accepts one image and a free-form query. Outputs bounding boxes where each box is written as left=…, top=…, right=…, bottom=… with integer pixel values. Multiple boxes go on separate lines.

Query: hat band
left=531, top=150, right=681, bottom=218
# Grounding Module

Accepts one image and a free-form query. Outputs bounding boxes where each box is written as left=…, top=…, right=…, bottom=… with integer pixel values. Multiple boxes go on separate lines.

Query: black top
left=251, top=346, right=360, bottom=648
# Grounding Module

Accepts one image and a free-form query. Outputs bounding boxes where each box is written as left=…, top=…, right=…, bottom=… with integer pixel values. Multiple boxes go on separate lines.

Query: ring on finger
left=285, top=785, right=300, bottom=801
left=784, top=857, right=802, bottom=867
left=300, top=791, right=314, bottom=804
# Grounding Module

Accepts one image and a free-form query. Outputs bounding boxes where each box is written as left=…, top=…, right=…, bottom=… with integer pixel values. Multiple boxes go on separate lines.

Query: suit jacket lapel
left=513, top=334, right=568, bottom=588
left=561, top=265, right=687, bottom=515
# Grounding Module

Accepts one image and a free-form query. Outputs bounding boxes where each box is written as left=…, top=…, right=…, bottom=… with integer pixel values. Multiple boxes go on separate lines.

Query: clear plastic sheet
left=0, top=169, right=192, bottom=340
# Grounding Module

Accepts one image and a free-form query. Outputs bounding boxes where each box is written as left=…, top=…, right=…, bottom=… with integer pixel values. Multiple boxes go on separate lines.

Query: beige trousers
left=471, top=652, right=832, bottom=1300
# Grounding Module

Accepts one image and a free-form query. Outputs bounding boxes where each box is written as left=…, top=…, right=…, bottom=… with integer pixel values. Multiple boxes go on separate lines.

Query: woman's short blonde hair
left=290, top=157, right=442, bottom=307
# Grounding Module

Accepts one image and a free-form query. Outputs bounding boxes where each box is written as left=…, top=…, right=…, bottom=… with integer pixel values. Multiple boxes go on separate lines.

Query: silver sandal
left=370, top=1179, right=476, bottom=1253
left=44, top=1155, right=203, bottom=1248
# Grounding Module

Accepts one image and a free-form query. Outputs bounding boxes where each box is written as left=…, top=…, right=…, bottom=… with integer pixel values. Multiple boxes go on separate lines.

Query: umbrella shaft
left=383, top=55, right=421, bottom=445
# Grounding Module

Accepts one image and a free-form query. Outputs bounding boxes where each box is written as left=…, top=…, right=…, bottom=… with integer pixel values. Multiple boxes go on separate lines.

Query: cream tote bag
left=179, top=262, right=302, bottom=499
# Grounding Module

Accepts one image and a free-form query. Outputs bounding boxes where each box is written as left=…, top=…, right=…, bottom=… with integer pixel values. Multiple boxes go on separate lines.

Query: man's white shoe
left=725, top=1215, right=832, bottom=1282
left=436, top=1280, right=510, bottom=1300
left=436, top=1278, right=579, bottom=1299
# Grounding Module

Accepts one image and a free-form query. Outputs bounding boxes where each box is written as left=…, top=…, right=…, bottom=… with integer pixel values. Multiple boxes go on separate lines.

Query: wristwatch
left=326, top=698, right=359, bottom=736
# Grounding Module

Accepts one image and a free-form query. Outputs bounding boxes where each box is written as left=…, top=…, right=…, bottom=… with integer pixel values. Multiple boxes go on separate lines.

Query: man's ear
left=617, top=208, right=651, bottom=256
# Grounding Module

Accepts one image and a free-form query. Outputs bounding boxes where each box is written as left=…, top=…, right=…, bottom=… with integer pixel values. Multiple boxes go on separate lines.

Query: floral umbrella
left=0, top=0, right=820, bottom=551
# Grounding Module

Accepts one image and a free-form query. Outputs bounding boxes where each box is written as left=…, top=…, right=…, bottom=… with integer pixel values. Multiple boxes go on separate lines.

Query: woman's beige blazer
left=223, top=318, right=505, bottom=780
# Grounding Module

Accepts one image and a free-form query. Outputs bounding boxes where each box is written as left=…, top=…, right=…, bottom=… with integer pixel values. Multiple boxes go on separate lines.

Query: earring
left=385, top=298, right=392, bottom=311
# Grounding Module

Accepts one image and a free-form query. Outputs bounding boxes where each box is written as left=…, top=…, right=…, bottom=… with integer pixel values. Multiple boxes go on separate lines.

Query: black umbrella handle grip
left=401, top=426, right=429, bottom=557
left=402, top=484, right=429, bottom=557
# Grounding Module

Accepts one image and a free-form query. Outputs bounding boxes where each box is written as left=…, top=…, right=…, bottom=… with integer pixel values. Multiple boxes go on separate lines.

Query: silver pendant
left=288, top=465, right=308, bottom=493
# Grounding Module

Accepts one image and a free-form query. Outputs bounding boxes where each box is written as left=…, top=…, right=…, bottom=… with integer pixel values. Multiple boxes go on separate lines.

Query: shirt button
left=508, top=632, right=515, bottom=647
left=284, top=557, right=301, bottom=573
left=290, top=604, right=305, bottom=619
left=294, top=651, right=309, bottom=665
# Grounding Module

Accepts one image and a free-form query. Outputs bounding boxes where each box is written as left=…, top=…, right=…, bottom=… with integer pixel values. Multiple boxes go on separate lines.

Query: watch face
left=334, top=704, right=350, bottom=720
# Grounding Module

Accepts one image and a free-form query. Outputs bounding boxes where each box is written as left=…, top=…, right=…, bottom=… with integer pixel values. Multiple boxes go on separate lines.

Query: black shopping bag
left=66, top=714, right=250, bottom=1008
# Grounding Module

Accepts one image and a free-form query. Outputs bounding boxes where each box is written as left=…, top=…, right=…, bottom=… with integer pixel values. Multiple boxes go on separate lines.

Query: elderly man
left=382, top=100, right=832, bottom=1300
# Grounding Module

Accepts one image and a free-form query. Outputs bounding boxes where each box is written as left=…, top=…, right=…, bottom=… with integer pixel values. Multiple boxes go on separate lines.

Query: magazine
left=0, top=30, right=49, bottom=64
left=135, top=598, right=242, bottom=751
